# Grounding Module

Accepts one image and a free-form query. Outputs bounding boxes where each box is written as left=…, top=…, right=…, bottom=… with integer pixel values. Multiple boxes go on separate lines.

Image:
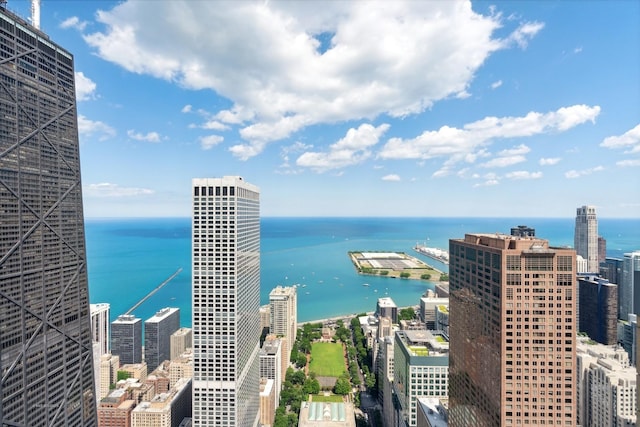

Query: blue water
left=85, top=217, right=640, bottom=325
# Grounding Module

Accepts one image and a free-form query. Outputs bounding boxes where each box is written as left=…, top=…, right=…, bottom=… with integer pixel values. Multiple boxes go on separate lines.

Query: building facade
left=112, top=315, right=143, bottom=364
left=393, top=330, right=449, bottom=427
left=259, top=337, right=283, bottom=406
left=620, top=251, right=640, bottom=322
left=377, top=297, right=399, bottom=324
left=192, top=176, right=261, bottom=427
left=574, top=205, right=599, bottom=273
left=170, top=327, right=193, bottom=361
left=145, top=307, right=180, bottom=371
left=578, top=275, right=618, bottom=345
left=576, top=339, right=635, bottom=427
left=100, top=354, right=121, bottom=400
left=448, top=233, right=577, bottom=426
left=92, top=303, right=112, bottom=354
left=269, top=286, right=297, bottom=345
left=0, top=7, right=97, bottom=425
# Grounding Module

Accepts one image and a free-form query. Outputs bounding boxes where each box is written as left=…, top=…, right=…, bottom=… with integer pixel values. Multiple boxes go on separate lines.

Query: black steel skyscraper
left=0, top=6, right=97, bottom=426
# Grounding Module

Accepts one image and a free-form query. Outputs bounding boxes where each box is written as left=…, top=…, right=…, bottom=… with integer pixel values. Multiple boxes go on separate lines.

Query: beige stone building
left=449, top=233, right=577, bottom=426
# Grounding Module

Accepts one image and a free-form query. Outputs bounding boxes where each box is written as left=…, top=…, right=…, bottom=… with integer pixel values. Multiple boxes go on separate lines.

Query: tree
left=295, top=353, right=307, bottom=368
left=440, top=273, right=449, bottom=281
left=421, top=273, right=431, bottom=280
left=303, top=377, right=321, bottom=395
left=334, top=376, right=351, bottom=395
left=400, top=272, right=410, bottom=278
left=398, top=307, right=415, bottom=321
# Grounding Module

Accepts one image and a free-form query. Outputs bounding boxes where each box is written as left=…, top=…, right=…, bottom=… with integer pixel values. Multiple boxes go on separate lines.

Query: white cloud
left=505, top=171, right=542, bottom=180
left=539, top=157, right=561, bottom=166
left=83, top=1, right=544, bottom=158
left=77, top=115, right=116, bottom=141
left=473, top=179, right=499, bottom=188
left=490, top=80, right=502, bottom=89
left=60, top=16, right=88, bottom=31
left=481, top=155, right=526, bottom=168
left=75, top=72, right=97, bottom=101
left=564, top=166, right=604, bottom=179
left=199, top=135, right=224, bottom=150
left=617, top=159, right=640, bottom=167
left=382, top=174, right=401, bottom=181
left=201, top=120, right=230, bottom=131
left=84, top=183, right=154, bottom=197
left=502, top=21, right=545, bottom=49
left=127, top=130, right=162, bottom=143
left=601, top=123, right=640, bottom=154
left=181, top=104, right=192, bottom=113
left=296, top=123, right=390, bottom=172
left=379, top=105, right=599, bottom=174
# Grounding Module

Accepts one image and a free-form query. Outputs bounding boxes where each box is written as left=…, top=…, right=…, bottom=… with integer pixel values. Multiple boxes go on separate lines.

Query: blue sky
left=9, top=0, right=639, bottom=218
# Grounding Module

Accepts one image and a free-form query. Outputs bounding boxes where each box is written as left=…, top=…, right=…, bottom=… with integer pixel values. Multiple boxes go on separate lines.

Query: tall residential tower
left=0, top=6, right=97, bottom=425
left=574, top=205, right=599, bottom=273
left=448, top=233, right=577, bottom=426
left=192, top=176, right=261, bottom=427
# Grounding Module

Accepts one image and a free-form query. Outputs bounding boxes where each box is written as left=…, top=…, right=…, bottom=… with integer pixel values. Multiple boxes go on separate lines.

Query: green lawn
left=309, top=342, right=347, bottom=377
left=312, top=394, right=344, bottom=403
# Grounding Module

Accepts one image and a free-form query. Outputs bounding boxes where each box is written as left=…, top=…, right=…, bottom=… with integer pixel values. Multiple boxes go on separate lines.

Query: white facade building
left=577, top=339, right=637, bottom=427
left=575, top=205, right=599, bottom=273
left=269, top=286, right=298, bottom=344
left=192, top=176, right=260, bottom=427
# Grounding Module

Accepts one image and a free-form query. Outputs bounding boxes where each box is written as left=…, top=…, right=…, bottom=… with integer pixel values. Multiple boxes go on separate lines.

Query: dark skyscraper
left=0, top=6, right=97, bottom=426
left=578, top=275, right=617, bottom=345
left=144, top=307, right=180, bottom=371
left=111, top=315, right=143, bottom=364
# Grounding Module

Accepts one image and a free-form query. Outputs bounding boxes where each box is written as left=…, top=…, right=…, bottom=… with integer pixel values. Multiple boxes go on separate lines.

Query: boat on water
left=362, top=283, right=370, bottom=287
left=414, top=244, right=449, bottom=265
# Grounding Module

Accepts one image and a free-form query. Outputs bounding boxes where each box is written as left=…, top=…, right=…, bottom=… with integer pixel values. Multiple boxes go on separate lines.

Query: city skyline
left=4, top=1, right=638, bottom=218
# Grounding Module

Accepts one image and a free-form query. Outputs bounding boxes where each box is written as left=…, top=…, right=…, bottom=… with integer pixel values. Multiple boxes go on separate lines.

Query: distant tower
left=0, top=7, right=97, bottom=425
left=620, top=251, right=640, bottom=321
left=111, top=315, right=143, bottom=364
left=448, top=233, right=577, bottom=426
left=145, top=307, right=180, bottom=371
left=574, top=205, right=599, bottom=273
left=192, top=176, right=261, bottom=427
left=269, top=285, right=298, bottom=344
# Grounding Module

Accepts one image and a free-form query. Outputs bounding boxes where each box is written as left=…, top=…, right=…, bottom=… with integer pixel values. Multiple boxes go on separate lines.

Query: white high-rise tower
left=192, top=176, right=261, bottom=427
left=574, top=205, right=599, bottom=273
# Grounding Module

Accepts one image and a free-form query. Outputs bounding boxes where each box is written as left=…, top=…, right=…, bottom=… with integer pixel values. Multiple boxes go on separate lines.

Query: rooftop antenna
left=31, top=0, right=40, bottom=29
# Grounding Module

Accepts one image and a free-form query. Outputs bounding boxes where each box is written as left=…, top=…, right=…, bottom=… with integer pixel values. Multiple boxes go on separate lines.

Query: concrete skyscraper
left=192, top=176, right=261, bottom=427
left=269, top=286, right=297, bottom=344
left=145, top=307, right=180, bottom=371
left=448, top=233, right=577, bottom=426
left=0, top=7, right=97, bottom=425
left=574, top=205, right=599, bottom=273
